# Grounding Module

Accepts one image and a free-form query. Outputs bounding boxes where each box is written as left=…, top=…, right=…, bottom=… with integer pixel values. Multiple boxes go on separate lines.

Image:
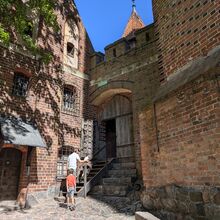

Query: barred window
left=62, top=86, right=79, bottom=115
left=57, top=146, right=74, bottom=179
left=12, top=72, right=29, bottom=97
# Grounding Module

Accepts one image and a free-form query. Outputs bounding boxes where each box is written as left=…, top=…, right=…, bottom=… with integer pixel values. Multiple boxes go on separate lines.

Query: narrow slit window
left=113, top=48, right=117, bottom=57
left=146, top=33, right=150, bottom=42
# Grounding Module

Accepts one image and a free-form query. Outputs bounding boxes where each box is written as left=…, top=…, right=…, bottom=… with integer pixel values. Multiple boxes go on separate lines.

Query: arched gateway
left=92, top=91, right=135, bottom=162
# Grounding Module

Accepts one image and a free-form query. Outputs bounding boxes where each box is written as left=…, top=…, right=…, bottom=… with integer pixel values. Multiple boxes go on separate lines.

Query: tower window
left=12, top=72, right=29, bottom=97
left=113, top=48, right=117, bottom=57
left=146, top=33, right=150, bottom=42
left=67, top=42, right=75, bottom=57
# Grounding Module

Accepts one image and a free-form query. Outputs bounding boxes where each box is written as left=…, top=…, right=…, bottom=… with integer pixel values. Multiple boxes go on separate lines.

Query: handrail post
left=84, top=163, right=87, bottom=198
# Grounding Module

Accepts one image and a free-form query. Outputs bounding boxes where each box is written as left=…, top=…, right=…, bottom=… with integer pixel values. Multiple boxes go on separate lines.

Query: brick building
left=90, top=0, right=220, bottom=219
left=0, top=0, right=219, bottom=219
left=0, top=1, right=94, bottom=200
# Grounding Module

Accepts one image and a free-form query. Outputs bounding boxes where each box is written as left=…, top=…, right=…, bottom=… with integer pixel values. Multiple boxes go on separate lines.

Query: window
left=23, top=22, right=33, bottom=38
left=146, top=33, right=150, bottom=42
left=62, top=86, right=79, bottom=115
left=64, top=20, right=79, bottom=69
left=57, top=146, right=74, bottom=179
left=113, top=48, right=117, bottom=57
left=125, top=41, right=131, bottom=51
left=12, top=72, right=29, bottom=97
left=67, top=42, right=75, bottom=57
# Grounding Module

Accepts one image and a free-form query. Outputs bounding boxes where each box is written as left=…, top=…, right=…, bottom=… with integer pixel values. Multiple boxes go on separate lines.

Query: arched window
left=62, top=85, right=80, bottom=115
left=64, top=19, right=79, bottom=69
left=12, top=72, right=29, bottom=97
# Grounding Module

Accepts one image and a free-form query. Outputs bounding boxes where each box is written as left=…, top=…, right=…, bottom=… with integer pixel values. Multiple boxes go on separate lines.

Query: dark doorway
left=0, top=148, right=22, bottom=200
left=105, top=119, right=116, bottom=159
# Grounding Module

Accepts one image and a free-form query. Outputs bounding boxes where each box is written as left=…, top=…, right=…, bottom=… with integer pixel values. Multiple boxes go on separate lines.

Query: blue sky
left=74, top=0, right=154, bottom=52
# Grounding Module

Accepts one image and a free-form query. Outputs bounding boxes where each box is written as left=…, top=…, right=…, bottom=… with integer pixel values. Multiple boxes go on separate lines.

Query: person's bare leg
left=67, top=196, right=70, bottom=209
left=73, top=196, right=76, bottom=209
left=70, top=196, right=74, bottom=210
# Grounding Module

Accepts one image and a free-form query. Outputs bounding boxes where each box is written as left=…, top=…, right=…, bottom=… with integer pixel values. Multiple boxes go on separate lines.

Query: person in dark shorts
left=66, top=168, right=76, bottom=211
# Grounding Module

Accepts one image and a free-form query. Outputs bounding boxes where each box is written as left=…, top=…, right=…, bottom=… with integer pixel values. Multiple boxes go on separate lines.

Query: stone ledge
left=135, top=211, right=160, bottom=220
left=153, top=45, right=220, bottom=102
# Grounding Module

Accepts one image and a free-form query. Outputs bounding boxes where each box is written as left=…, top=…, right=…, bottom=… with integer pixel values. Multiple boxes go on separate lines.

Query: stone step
left=93, top=161, right=106, bottom=165
left=92, top=164, right=105, bottom=168
left=102, top=177, right=132, bottom=185
left=112, top=162, right=136, bottom=170
left=108, top=169, right=136, bottom=177
left=116, top=157, right=135, bottom=163
left=91, top=195, right=130, bottom=203
left=135, top=212, right=160, bottom=220
left=90, top=185, right=128, bottom=196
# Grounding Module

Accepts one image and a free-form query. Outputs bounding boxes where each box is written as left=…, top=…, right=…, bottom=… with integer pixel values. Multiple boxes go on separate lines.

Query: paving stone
left=0, top=196, right=136, bottom=220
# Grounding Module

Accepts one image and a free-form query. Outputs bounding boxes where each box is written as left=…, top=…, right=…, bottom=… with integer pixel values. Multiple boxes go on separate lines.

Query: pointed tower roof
left=122, top=0, right=145, bottom=38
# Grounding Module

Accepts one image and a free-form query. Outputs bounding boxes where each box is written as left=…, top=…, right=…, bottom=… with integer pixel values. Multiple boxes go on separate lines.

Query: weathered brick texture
left=0, top=0, right=93, bottom=196
left=90, top=25, right=159, bottom=175
left=140, top=71, right=220, bottom=217
left=153, top=0, right=220, bottom=80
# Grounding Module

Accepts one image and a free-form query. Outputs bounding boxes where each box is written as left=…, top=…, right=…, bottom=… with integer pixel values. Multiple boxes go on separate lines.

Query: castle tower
left=122, top=0, right=145, bottom=37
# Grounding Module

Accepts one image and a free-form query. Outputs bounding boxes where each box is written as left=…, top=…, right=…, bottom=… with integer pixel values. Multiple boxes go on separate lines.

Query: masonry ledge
left=153, top=45, right=220, bottom=102
left=0, top=42, right=38, bottom=60
left=135, top=211, right=160, bottom=220
left=62, top=64, right=89, bottom=80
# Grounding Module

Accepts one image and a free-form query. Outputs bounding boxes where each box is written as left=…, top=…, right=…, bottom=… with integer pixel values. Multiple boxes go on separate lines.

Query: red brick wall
left=37, top=0, right=94, bottom=73
left=140, top=72, right=220, bottom=188
left=153, top=0, right=220, bottom=80
left=0, top=0, right=93, bottom=194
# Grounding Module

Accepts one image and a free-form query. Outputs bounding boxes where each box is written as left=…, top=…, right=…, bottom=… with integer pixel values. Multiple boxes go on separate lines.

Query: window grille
left=57, top=146, right=74, bottom=179
left=12, top=72, right=29, bottom=97
left=62, top=86, right=80, bottom=115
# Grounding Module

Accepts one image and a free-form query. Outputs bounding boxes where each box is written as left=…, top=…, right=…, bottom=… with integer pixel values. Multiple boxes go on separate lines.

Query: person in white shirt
left=67, top=148, right=86, bottom=176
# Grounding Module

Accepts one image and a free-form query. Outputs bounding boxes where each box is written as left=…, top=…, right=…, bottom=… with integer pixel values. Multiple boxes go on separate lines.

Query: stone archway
left=96, top=94, right=134, bottom=161
left=0, top=148, right=22, bottom=200
left=90, top=80, right=135, bottom=161
left=103, top=94, right=134, bottom=160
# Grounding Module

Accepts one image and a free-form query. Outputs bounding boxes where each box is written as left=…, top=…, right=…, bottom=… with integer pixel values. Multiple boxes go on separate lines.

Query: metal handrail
left=77, top=158, right=115, bottom=197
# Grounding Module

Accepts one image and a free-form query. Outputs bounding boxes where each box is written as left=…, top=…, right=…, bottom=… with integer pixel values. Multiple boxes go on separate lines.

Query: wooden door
left=0, top=148, right=22, bottom=200
left=116, top=114, right=134, bottom=158
left=105, top=119, right=116, bottom=159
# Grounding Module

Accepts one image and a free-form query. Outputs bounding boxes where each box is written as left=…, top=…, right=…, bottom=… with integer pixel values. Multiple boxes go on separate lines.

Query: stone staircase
left=89, top=160, right=137, bottom=197
left=75, top=160, right=107, bottom=195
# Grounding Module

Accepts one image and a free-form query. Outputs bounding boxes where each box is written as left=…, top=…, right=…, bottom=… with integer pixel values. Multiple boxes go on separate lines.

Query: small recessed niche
left=67, top=42, right=75, bottom=57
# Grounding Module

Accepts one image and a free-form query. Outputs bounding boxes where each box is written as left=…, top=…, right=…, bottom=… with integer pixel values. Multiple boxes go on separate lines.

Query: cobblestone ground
left=0, top=196, right=137, bottom=220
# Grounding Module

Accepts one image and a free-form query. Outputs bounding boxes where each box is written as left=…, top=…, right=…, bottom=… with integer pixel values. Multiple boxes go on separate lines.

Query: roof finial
left=132, top=0, right=136, bottom=12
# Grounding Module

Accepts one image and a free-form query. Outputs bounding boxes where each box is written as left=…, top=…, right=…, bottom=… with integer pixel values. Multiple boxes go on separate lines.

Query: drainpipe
left=24, top=146, right=33, bottom=208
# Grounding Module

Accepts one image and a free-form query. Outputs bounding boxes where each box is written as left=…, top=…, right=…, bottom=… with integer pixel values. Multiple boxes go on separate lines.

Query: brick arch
left=14, top=67, right=32, bottom=78
left=90, top=80, right=134, bottom=106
